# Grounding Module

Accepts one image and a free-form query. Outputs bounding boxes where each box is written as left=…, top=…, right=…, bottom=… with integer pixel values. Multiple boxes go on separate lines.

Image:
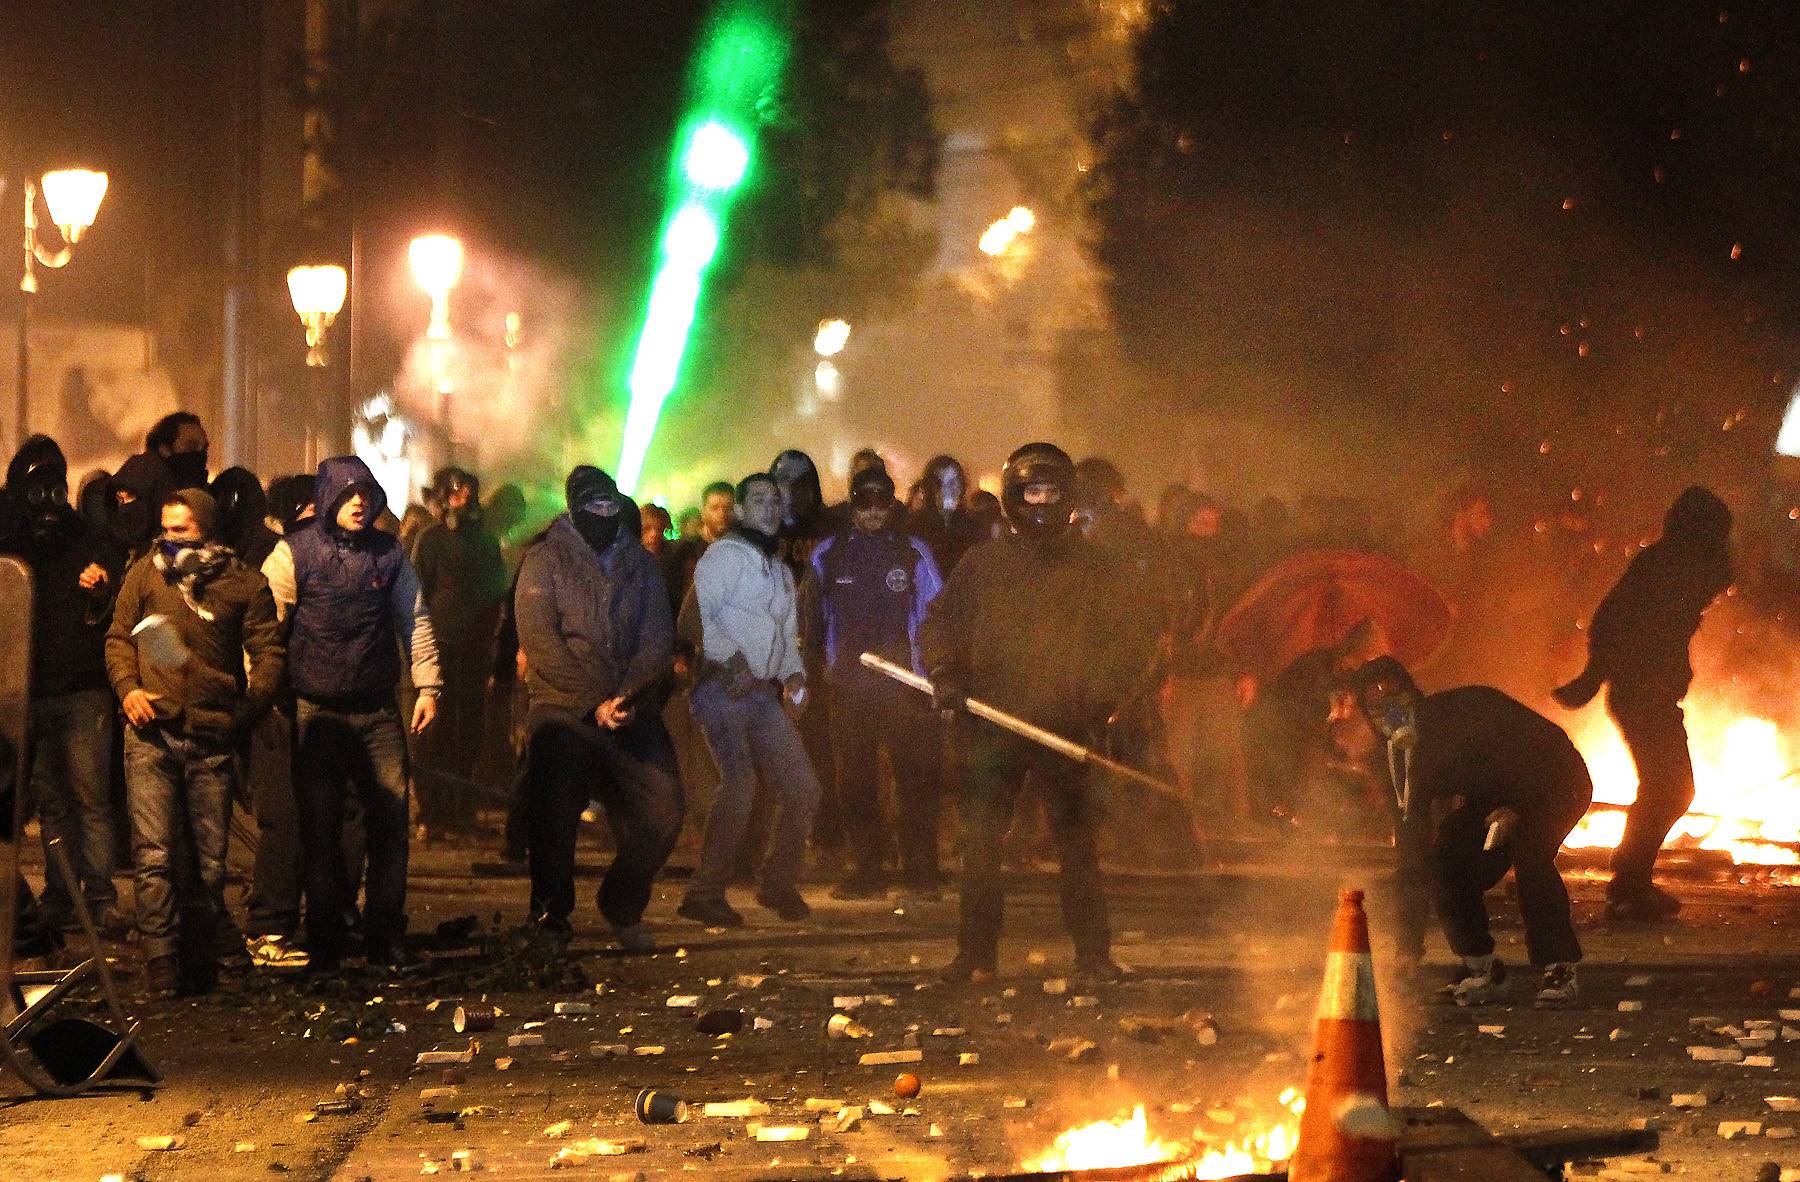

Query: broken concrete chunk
left=960, top=1052, right=980, bottom=1066
left=1719, top=1120, right=1763, bottom=1138
left=1670, top=1093, right=1711, bottom=1108
left=590, top=1043, right=630, bottom=1058
left=543, top=1120, right=573, bottom=1138
left=1617, top=1000, right=1645, bottom=1013
left=1746, top=1055, right=1777, bottom=1068
left=1042, top=979, right=1068, bottom=995
left=553, top=1002, right=593, bottom=1016
left=753, top=1124, right=812, bottom=1142
left=1687, top=1045, right=1744, bottom=1062
left=416, top=1043, right=478, bottom=1067
left=136, top=1136, right=185, bottom=1151
left=702, top=1099, right=771, bottom=1118
left=1624, top=974, right=1654, bottom=988
left=508, top=1032, right=546, bottom=1047
left=666, top=995, right=700, bottom=1008
left=858, top=1049, right=923, bottom=1066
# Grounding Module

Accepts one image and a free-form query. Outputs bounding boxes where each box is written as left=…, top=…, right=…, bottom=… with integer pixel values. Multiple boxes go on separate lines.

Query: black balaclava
left=167, top=448, right=209, bottom=491
left=566, top=465, right=623, bottom=554
left=432, top=466, right=482, bottom=530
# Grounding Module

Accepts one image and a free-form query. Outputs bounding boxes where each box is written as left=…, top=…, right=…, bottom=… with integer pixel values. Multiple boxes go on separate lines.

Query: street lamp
left=285, top=263, right=347, bottom=367
left=408, top=233, right=463, bottom=341
left=13, top=167, right=108, bottom=449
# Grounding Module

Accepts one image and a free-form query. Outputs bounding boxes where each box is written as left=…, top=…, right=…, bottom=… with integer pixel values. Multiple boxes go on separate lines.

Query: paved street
left=5, top=833, right=1800, bottom=1181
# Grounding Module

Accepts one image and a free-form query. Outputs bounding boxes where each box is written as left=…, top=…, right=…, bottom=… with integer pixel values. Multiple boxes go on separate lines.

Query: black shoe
left=364, top=940, right=412, bottom=973
left=938, top=956, right=997, bottom=985
left=527, top=914, right=574, bottom=949
left=829, top=878, right=886, bottom=901
left=755, top=888, right=811, bottom=922
left=143, top=954, right=178, bottom=1000
left=1072, top=955, right=1136, bottom=984
left=677, top=896, right=746, bottom=928
left=1606, top=880, right=1681, bottom=920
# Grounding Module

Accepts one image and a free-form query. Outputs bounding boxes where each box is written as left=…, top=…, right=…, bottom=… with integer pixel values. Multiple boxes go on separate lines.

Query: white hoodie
left=693, top=531, right=804, bottom=682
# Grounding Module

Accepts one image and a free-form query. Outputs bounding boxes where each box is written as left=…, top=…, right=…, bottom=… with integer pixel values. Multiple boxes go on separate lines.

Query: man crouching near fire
left=1336, top=657, right=1591, bottom=1007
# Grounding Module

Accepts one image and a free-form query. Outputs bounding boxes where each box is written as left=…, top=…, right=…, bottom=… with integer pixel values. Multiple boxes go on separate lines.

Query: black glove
left=930, top=666, right=968, bottom=716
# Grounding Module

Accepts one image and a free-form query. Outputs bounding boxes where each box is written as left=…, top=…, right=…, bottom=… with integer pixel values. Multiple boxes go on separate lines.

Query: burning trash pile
left=1564, top=701, right=1800, bottom=867
left=1021, top=1090, right=1302, bottom=1179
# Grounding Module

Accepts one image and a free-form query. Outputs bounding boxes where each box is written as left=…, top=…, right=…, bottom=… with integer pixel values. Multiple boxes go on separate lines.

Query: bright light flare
left=408, top=234, right=464, bottom=298
left=979, top=205, right=1037, bottom=256
left=40, top=168, right=108, bottom=243
left=684, top=120, right=751, bottom=190
left=1023, top=1090, right=1302, bottom=1179
left=814, top=359, right=841, bottom=399
left=1777, top=382, right=1800, bottom=457
left=813, top=317, right=851, bottom=357
left=664, top=206, right=721, bottom=269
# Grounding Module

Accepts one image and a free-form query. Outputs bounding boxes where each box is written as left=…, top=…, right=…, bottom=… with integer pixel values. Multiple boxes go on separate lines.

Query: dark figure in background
left=144, top=411, right=210, bottom=491
left=770, top=449, right=841, bottom=869
left=412, top=467, right=509, bottom=832
left=1554, top=486, right=1732, bottom=921
left=908, top=455, right=982, bottom=576
left=209, top=466, right=281, bottom=568
left=514, top=467, right=682, bottom=954
left=1344, top=657, right=1589, bottom=1007
left=923, top=443, right=1148, bottom=984
left=110, top=451, right=177, bottom=562
left=5, top=436, right=127, bottom=937
left=809, top=465, right=945, bottom=901
left=967, top=489, right=1004, bottom=542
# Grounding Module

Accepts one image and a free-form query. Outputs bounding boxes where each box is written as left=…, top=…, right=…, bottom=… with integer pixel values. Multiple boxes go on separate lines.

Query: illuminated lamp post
left=409, top=232, right=464, bottom=454
left=13, top=167, right=108, bottom=451
left=286, top=261, right=348, bottom=470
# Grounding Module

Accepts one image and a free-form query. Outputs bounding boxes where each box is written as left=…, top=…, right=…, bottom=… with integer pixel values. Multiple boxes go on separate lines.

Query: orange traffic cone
left=1288, top=888, right=1400, bottom=1182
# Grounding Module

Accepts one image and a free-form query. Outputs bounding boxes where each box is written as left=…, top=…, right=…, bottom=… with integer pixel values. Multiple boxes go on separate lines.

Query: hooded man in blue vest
left=262, top=456, right=441, bottom=971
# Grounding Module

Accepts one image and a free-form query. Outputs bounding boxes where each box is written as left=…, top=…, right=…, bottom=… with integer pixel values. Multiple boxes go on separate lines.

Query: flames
left=1022, top=1089, right=1302, bottom=1178
left=1563, top=700, right=1800, bottom=866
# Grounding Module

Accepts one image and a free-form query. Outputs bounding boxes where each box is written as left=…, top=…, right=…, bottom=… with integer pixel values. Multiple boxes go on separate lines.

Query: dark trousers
left=26, top=688, right=117, bottom=929
left=1425, top=800, right=1586, bottom=966
left=295, top=699, right=410, bottom=955
left=829, top=679, right=941, bottom=888
left=122, top=726, right=234, bottom=962
left=957, top=732, right=1109, bottom=966
left=244, top=706, right=301, bottom=938
left=1608, top=690, right=1693, bottom=889
left=417, top=626, right=493, bottom=829
left=523, top=703, right=684, bottom=929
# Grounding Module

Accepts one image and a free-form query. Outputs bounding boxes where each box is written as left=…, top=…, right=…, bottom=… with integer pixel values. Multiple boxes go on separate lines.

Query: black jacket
left=414, top=515, right=509, bottom=636
left=920, top=533, right=1150, bottom=737
left=13, top=512, right=125, bottom=697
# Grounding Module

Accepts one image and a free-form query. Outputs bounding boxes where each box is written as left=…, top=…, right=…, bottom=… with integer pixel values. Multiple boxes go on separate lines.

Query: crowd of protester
left=0, top=409, right=1708, bottom=998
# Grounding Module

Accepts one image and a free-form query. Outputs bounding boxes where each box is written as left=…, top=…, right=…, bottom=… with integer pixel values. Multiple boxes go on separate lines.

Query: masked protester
left=1553, top=486, right=1732, bottom=921
left=513, top=466, right=683, bottom=953
left=4, top=436, right=128, bottom=939
left=808, top=466, right=946, bottom=901
left=678, top=472, right=821, bottom=927
left=262, top=456, right=442, bottom=972
left=109, top=451, right=175, bottom=562
left=144, top=411, right=209, bottom=491
left=209, top=466, right=280, bottom=568
left=105, top=488, right=284, bottom=996
left=1343, top=657, right=1590, bottom=1007
left=411, top=467, right=509, bottom=830
left=908, top=455, right=982, bottom=577
left=921, top=443, right=1150, bottom=984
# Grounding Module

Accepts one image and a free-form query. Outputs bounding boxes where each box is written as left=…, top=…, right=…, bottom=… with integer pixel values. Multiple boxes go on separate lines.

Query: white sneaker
left=1535, top=962, right=1579, bottom=1007
left=1442, top=956, right=1505, bottom=1006
left=246, top=933, right=311, bottom=971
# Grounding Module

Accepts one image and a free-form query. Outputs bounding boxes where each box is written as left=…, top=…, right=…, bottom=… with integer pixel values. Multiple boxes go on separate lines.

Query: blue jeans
left=294, top=700, right=410, bottom=956
left=28, top=688, right=117, bottom=930
left=122, top=725, right=235, bottom=961
left=686, top=679, right=820, bottom=902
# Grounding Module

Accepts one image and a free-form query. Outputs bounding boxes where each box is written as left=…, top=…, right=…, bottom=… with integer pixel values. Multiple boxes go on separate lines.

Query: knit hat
left=565, top=465, right=619, bottom=512
left=171, top=487, right=220, bottom=540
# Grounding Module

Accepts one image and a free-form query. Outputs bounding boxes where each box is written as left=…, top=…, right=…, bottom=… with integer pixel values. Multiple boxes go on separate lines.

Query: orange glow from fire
left=1023, top=1089, right=1303, bottom=1177
left=1564, top=702, right=1800, bottom=866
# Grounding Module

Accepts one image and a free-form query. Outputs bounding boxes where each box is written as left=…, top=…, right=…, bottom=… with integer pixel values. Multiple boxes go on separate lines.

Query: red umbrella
left=1215, top=548, right=1451, bottom=681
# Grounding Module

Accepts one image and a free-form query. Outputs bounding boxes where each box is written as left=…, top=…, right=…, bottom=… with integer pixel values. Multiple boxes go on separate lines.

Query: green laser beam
left=616, top=2, right=792, bottom=496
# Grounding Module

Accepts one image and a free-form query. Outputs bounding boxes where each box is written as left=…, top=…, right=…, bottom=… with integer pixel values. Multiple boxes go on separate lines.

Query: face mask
left=574, top=505, right=621, bottom=552
left=167, top=450, right=209, bottom=487
left=114, top=500, right=153, bottom=544
left=159, top=538, right=199, bottom=568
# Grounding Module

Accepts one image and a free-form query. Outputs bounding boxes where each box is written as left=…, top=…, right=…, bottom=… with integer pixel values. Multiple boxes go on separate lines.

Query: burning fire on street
left=1020, top=1089, right=1302, bottom=1178
left=1563, top=701, right=1800, bottom=866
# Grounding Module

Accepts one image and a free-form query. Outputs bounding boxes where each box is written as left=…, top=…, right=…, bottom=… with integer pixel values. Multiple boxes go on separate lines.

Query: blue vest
left=287, top=524, right=403, bottom=700
left=815, top=529, right=926, bottom=680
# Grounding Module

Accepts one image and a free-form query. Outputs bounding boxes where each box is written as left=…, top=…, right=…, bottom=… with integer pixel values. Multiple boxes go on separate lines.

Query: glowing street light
left=409, top=233, right=464, bottom=340
left=286, top=264, right=348, bottom=367
left=813, top=317, right=850, bottom=357
left=13, top=165, right=108, bottom=450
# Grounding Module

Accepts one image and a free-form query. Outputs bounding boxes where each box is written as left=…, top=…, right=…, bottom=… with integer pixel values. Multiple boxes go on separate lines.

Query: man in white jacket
left=678, top=473, right=820, bottom=927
